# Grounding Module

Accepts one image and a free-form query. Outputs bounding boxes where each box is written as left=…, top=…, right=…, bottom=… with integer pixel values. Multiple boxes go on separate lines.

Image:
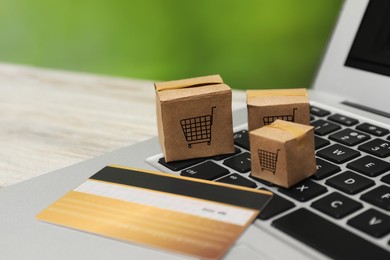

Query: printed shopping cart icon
left=263, top=108, right=297, bottom=125
left=180, top=106, right=216, bottom=148
left=258, top=149, right=280, bottom=174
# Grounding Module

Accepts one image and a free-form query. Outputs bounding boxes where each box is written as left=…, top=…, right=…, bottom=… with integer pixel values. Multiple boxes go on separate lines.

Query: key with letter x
left=279, top=179, right=327, bottom=202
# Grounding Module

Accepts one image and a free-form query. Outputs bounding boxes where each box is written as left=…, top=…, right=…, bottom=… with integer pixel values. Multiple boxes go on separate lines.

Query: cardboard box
left=249, top=120, right=316, bottom=188
left=247, top=88, right=310, bottom=131
left=155, top=75, right=234, bottom=162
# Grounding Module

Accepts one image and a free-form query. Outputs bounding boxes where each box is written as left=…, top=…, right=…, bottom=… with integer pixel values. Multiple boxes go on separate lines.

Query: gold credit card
left=37, top=165, right=272, bottom=259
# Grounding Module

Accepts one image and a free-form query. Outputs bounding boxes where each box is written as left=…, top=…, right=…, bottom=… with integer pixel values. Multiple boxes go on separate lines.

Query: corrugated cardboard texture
left=247, top=88, right=310, bottom=131
left=249, top=120, right=316, bottom=188
left=155, top=75, right=234, bottom=162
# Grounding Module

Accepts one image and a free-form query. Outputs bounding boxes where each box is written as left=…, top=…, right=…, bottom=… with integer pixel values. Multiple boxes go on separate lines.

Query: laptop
left=1, top=0, right=389, bottom=259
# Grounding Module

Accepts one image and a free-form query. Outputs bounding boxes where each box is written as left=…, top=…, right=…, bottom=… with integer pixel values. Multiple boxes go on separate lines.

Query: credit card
left=37, top=165, right=272, bottom=259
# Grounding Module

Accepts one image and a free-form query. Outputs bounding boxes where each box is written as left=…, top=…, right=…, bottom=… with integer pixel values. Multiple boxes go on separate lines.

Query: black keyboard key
left=158, top=157, right=204, bottom=171
left=314, top=136, right=330, bottom=150
left=310, top=106, right=330, bottom=117
left=326, top=171, right=375, bottom=194
left=347, top=208, right=390, bottom=238
left=278, top=179, right=327, bottom=202
left=356, top=123, right=389, bottom=137
left=361, top=185, right=390, bottom=211
left=311, top=120, right=341, bottom=136
left=310, top=115, right=315, bottom=121
left=217, top=173, right=256, bottom=188
left=381, top=174, right=390, bottom=185
left=311, top=192, right=362, bottom=219
left=234, top=130, right=249, bottom=150
left=388, top=135, right=390, bottom=141
left=359, top=139, right=390, bottom=158
left=329, top=128, right=370, bottom=146
left=347, top=156, right=390, bottom=177
left=272, top=208, right=390, bottom=260
left=317, top=144, right=360, bottom=164
left=313, top=158, right=341, bottom=180
left=223, top=152, right=251, bottom=173
left=328, top=113, right=359, bottom=126
left=258, top=189, right=295, bottom=220
left=250, top=175, right=275, bottom=187
left=212, top=147, right=241, bottom=161
left=180, top=161, right=229, bottom=180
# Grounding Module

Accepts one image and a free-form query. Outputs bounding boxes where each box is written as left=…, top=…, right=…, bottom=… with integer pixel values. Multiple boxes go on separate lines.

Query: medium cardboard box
left=247, top=88, right=310, bottom=131
left=155, top=75, right=234, bottom=162
left=249, top=120, right=316, bottom=188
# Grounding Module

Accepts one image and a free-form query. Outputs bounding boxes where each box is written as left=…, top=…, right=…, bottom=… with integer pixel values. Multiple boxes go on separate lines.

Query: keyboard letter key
left=326, top=171, right=374, bottom=194
left=361, top=185, right=390, bottom=211
left=313, top=158, right=341, bottom=180
left=311, top=192, right=362, bottom=219
left=347, top=156, right=390, bottom=177
left=317, top=144, right=360, bottom=164
left=278, top=179, right=327, bottom=202
left=347, top=209, right=390, bottom=238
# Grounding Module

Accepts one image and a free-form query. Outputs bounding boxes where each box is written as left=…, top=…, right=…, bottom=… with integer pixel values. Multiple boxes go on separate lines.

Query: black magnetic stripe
left=90, top=166, right=272, bottom=211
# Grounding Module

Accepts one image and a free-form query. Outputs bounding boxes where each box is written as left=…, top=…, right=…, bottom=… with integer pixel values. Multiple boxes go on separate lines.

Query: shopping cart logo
left=180, top=106, right=216, bottom=148
left=258, top=149, right=280, bottom=174
left=263, top=108, right=297, bottom=125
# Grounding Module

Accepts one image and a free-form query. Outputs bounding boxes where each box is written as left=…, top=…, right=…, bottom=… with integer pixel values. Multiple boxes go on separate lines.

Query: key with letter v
left=348, top=209, right=390, bottom=238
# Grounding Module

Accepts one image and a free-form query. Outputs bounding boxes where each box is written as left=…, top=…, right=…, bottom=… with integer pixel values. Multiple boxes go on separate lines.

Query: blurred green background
left=0, top=0, right=341, bottom=89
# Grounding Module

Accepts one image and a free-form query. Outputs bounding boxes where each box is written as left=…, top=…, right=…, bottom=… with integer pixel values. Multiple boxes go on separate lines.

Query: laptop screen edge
left=312, top=0, right=390, bottom=113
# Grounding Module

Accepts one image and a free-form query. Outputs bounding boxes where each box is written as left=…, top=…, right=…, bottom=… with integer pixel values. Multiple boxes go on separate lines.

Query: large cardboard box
left=249, top=120, right=316, bottom=188
left=155, top=75, right=234, bottom=162
left=247, top=88, right=310, bottom=131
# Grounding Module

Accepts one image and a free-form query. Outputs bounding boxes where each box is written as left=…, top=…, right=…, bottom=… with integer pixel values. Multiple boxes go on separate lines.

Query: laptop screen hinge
left=341, top=101, right=390, bottom=119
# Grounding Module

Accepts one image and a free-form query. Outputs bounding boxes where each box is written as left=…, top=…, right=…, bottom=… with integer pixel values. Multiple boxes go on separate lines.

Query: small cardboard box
left=249, top=119, right=316, bottom=188
left=247, top=88, right=310, bottom=131
left=155, top=75, right=234, bottom=162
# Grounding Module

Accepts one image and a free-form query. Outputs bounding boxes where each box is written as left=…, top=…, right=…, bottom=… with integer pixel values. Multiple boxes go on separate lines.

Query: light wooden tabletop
left=0, top=63, right=246, bottom=188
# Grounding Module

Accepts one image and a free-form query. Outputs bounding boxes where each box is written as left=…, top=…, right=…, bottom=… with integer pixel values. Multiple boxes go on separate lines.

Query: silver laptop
left=1, top=0, right=389, bottom=259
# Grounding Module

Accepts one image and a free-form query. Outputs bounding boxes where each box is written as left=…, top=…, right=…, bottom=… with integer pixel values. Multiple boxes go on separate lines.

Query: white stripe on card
left=75, top=180, right=256, bottom=226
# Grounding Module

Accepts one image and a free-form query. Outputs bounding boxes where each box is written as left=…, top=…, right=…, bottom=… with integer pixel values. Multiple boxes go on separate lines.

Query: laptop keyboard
left=148, top=104, right=390, bottom=259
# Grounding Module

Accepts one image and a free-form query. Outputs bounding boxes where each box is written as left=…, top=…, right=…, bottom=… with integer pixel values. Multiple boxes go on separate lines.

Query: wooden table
left=0, top=63, right=246, bottom=187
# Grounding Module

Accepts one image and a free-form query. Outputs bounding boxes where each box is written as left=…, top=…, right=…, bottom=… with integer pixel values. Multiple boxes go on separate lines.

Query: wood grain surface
left=0, top=63, right=246, bottom=187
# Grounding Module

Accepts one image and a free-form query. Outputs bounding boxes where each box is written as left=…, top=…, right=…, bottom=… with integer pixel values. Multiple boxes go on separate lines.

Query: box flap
left=267, top=120, right=307, bottom=138
left=247, top=88, right=308, bottom=99
left=155, top=75, right=223, bottom=92
left=266, top=120, right=313, bottom=150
